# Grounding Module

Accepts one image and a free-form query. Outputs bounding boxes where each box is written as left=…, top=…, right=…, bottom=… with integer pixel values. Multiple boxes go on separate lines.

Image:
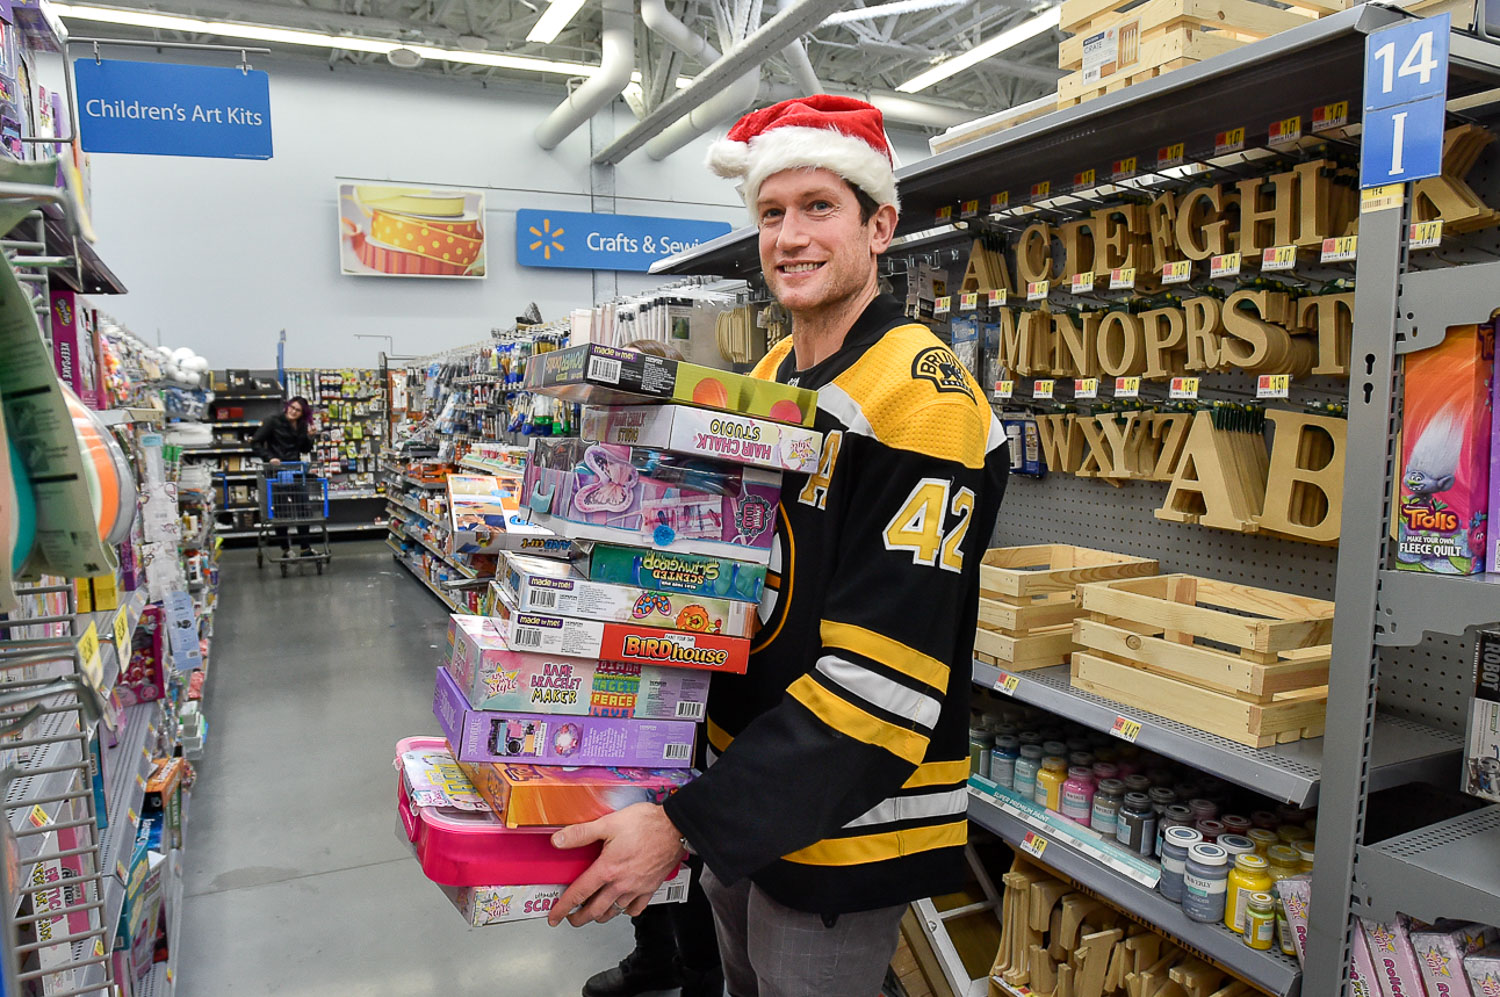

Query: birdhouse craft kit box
left=1395, top=323, right=1494, bottom=575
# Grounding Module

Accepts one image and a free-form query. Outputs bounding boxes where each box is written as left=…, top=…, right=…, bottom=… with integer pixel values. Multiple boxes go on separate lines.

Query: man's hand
left=268, top=458, right=281, bottom=465
left=546, top=803, right=686, bottom=928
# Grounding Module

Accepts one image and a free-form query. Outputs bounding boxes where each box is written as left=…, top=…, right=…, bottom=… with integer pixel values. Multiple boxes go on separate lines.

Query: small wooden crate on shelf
left=1055, top=0, right=1355, bottom=109
left=976, top=546, right=1159, bottom=672
left=1069, top=574, right=1334, bottom=747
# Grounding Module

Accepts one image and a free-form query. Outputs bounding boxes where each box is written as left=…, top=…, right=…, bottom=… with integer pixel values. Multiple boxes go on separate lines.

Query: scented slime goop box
left=582, top=404, right=824, bottom=473
left=446, top=614, right=709, bottom=720
left=434, top=666, right=696, bottom=767
left=1363, top=915, right=1427, bottom=997
left=454, top=758, right=695, bottom=828
left=524, top=343, right=818, bottom=427
left=1413, top=922, right=1500, bottom=997
left=522, top=439, right=780, bottom=564
left=499, top=551, right=756, bottom=637
left=491, top=583, right=750, bottom=675
left=577, top=541, right=766, bottom=604
left=1396, top=324, right=1494, bottom=575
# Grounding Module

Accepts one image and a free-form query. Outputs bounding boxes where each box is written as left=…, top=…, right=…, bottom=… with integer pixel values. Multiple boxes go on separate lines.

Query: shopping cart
left=255, top=463, right=332, bottom=576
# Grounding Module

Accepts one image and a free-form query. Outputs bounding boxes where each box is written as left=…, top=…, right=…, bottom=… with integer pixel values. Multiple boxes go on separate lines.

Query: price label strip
left=1161, top=260, right=1191, bottom=285
left=1031, top=181, right=1052, bottom=200
left=1111, top=157, right=1137, bottom=181
left=1070, top=272, right=1096, bottom=295
left=1027, top=280, right=1050, bottom=302
left=1258, top=373, right=1292, bottom=398
left=1109, top=267, right=1136, bottom=290
left=1210, top=252, right=1242, bottom=278
left=1111, top=715, right=1144, bottom=742
left=1409, top=219, right=1444, bottom=249
left=1170, top=376, right=1200, bottom=400
left=1115, top=376, right=1141, bottom=398
left=1321, top=235, right=1358, bottom=262
left=960, top=198, right=980, bottom=219
left=986, top=289, right=1008, bottom=308
left=1214, top=127, right=1245, bottom=155
left=29, top=804, right=49, bottom=828
left=1261, top=245, right=1297, bottom=271
left=1033, top=379, right=1056, bottom=400
left=1021, top=831, right=1049, bottom=859
left=935, top=205, right=953, bottom=224
left=113, top=605, right=132, bottom=650
left=1269, top=115, right=1302, bottom=147
left=968, top=776, right=1162, bottom=887
left=990, top=192, right=1010, bottom=212
left=1075, top=378, right=1099, bottom=399
left=1362, top=184, right=1405, bottom=213
left=933, top=296, right=952, bottom=317
left=959, top=292, right=978, bottom=312
left=1312, top=100, right=1349, bottom=133
left=997, top=380, right=1015, bottom=400
left=1157, top=143, right=1185, bottom=169
left=994, top=670, right=1020, bottom=696
left=1073, top=168, right=1097, bottom=190
left=79, top=623, right=103, bottom=693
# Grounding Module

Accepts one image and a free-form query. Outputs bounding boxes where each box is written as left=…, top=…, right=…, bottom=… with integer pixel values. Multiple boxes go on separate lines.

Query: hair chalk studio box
left=577, top=541, right=766, bottom=604
left=454, top=757, right=695, bottom=828
left=491, top=583, right=750, bottom=675
left=522, top=439, right=780, bottom=564
left=499, top=551, right=756, bottom=638
left=525, top=343, right=817, bottom=427
left=434, top=666, right=696, bottom=768
left=445, top=614, right=708, bottom=720
left=582, top=404, right=824, bottom=474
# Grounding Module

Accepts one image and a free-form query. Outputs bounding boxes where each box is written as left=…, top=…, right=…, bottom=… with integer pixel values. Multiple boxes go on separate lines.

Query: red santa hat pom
left=706, top=95, right=900, bottom=222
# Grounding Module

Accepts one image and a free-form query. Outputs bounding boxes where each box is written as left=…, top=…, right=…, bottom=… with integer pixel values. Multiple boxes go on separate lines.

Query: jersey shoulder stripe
left=752, top=337, right=795, bottom=381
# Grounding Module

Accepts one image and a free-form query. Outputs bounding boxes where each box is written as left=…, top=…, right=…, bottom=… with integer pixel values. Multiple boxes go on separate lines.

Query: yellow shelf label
left=1170, top=376, right=1200, bottom=400
left=1033, top=379, right=1056, bottom=400
left=1070, top=272, right=1096, bottom=294
left=1073, top=168, right=1096, bottom=188
left=1161, top=260, right=1191, bottom=284
left=1214, top=127, right=1245, bottom=155
left=933, top=295, right=952, bottom=316
left=1312, top=100, right=1349, bottom=133
left=1075, top=378, right=1099, bottom=399
left=989, top=192, right=1009, bottom=211
left=1409, top=220, right=1444, bottom=249
left=1109, top=267, right=1136, bottom=290
left=960, top=198, right=980, bottom=219
left=935, top=205, right=953, bottom=223
left=995, top=671, right=1020, bottom=696
left=1261, top=245, right=1297, bottom=271
left=1269, top=115, right=1302, bottom=145
left=1115, top=376, right=1141, bottom=398
left=78, top=622, right=102, bottom=691
left=1020, top=831, right=1049, bottom=859
left=113, top=606, right=131, bottom=651
left=1157, top=143, right=1185, bottom=168
left=1210, top=253, right=1242, bottom=278
left=959, top=292, right=979, bottom=311
left=1361, top=184, right=1405, bottom=214
left=1030, top=181, right=1051, bottom=199
left=1027, top=280, right=1050, bottom=301
left=986, top=289, right=1007, bottom=308
left=996, top=380, right=1015, bottom=400
left=29, top=804, right=49, bottom=828
left=1320, top=236, right=1357, bottom=262
left=1111, top=715, right=1143, bottom=742
left=1111, top=157, right=1137, bottom=179
left=1257, top=374, right=1291, bottom=398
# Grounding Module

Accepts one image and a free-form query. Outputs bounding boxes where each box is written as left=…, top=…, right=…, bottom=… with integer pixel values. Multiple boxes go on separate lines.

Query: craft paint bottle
left=1018, top=730, right=1043, bottom=748
left=1091, top=762, right=1119, bottom=784
left=1066, top=736, right=1091, bottom=755
left=1043, top=740, right=1068, bottom=759
left=1294, top=839, right=1315, bottom=873
left=1014, top=744, right=1044, bottom=799
left=1221, top=814, right=1253, bottom=837
left=1278, top=825, right=1311, bottom=846
left=1218, top=834, right=1257, bottom=862
left=1123, top=774, right=1152, bottom=795
left=1247, top=828, right=1280, bottom=856
left=1182, top=843, right=1229, bottom=924
left=991, top=735, right=1020, bottom=791
left=1196, top=818, right=1226, bottom=843
left=1226, top=853, right=1273, bottom=934
left=969, top=726, right=993, bottom=778
left=1243, top=892, right=1277, bottom=951
left=1148, top=787, right=1178, bottom=821
left=1091, top=778, right=1125, bottom=838
left=1117, top=792, right=1157, bottom=857
left=1157, top=804, right=1193, bottom=859
left=1266, top=844, right=1302, bottom=884
left=1035, top=756, right=1068, bottom=811
left=1250, top=810, right=1280, bottom=830
left=1069, top=750, right=1095, bottom=770
left=1061, top=766, right=1095, bottom=825
left=1188, top=798, right=1219, bottom=823
left=1158, top=825, right=1203, bottom=904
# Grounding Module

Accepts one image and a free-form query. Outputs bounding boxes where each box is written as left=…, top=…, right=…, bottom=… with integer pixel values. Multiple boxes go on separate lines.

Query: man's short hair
left=849, top=182, right=881, bottom=225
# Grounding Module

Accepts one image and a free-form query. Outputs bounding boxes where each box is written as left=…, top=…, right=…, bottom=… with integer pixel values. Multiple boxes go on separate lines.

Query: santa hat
left=706, top=95, right=900, bottom=222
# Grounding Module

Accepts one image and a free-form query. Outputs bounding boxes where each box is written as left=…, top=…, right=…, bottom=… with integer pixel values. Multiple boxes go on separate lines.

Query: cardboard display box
left=454, top=757, right=694, bottom=828
left=576, top=541, right=766, bottom=604
left=582, top=404, right=824, bottom=473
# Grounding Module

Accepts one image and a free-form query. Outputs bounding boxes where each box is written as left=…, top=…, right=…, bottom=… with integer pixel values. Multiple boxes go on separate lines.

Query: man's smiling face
left=756, top=168, right=890, bottom=315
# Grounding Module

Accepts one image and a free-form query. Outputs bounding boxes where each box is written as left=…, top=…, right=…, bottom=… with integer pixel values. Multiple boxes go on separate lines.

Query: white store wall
left=42, top=51, right=934, bottom=369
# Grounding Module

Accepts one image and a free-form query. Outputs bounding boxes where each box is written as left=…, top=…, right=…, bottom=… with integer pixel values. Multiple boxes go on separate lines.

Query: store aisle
left=176, top=541, right=639, bottom=995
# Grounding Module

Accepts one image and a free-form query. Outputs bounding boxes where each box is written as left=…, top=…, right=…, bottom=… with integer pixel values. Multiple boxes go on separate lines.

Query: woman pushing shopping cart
left=251, top=396, right=331, bottom=575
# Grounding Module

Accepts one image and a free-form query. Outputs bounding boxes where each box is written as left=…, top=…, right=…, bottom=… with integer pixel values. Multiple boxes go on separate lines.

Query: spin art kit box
left=446, top=614, right=709, bottom=719
left=581, top=404, right=824, bottom=473
left=434, top=666, right=697, bottom=768
left=576, top=541, right=766, bottom=604
left=522, top=439, right=780, bottom=563
left=499, top=551, right=756, bottom=638
left=492, top=584, right=751, bottom=674
left=454, top=757, right=695, bottom=828
left=525, top=343, right=818, bottom=427
left=446, top=473, right=569, bottom=556
left=1396, top=323, right=1494, bottom=575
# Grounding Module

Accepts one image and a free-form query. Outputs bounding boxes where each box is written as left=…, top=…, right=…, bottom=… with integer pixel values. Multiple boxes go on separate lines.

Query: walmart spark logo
left=528, top=217, right=564, bottom=260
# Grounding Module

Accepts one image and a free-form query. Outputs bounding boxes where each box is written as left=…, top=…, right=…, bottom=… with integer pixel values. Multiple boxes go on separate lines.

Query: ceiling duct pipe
left=781, top=38, right=823, bottom=95
left=641, top=0, right=722, bottom=64
left=644, top=67, right=760, bottom=160
left=534, top=0, right=635, bottom=150
left=593, top=0, right=847, bottom=164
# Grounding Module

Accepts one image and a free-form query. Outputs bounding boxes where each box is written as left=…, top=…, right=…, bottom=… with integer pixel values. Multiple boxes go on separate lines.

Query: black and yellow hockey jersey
left=662, top=295, right=1009, bottom=915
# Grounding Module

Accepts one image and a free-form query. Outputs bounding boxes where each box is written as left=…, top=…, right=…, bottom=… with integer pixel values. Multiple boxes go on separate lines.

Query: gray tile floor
left=176, top=540, right=643, bottom=995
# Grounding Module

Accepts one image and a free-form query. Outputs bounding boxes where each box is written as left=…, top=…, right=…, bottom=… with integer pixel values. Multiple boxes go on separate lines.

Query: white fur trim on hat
left=706, top=125, right=900, bottom=223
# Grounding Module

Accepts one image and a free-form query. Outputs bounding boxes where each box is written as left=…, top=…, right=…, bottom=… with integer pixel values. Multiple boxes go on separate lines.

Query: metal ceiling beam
left=591, top=0, right=847, bottom=164
left=146, top=0, right=461, bottom=41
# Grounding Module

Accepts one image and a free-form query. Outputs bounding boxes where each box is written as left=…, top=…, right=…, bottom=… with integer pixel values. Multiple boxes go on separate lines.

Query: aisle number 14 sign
left=1360, top=13, right=1449, bottom=188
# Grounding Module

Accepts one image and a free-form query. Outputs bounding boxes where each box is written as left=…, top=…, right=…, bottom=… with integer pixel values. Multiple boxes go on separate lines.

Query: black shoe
left=677, top=962, right=725, bottom=997
left=581, top=949, right=681, bottom=997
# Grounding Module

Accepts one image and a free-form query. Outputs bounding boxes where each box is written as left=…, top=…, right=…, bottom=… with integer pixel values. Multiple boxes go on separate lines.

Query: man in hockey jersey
left=550, top=95, right=1009, bottom=997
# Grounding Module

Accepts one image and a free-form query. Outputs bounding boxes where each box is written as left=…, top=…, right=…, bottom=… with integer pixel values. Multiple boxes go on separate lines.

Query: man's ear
left=868, top=203, right=899, bottom=255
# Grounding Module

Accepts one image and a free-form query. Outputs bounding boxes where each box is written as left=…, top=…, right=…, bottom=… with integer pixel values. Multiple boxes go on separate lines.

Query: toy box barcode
left=492, top=584, right=750, bottom=674
left=588, top=355, right=622, bottom=384
left=434, top=667, right=697, bottom=767
left=499, top=551, right=757, bottom=637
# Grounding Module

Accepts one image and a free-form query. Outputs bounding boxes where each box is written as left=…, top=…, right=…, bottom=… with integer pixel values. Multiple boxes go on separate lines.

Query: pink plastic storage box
left=396, top=736, right=599, bottom=887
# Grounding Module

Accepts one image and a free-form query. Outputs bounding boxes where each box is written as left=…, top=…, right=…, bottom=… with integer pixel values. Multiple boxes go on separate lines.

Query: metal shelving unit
left=387, top=540, right=462, bottom=612
left=973, top=661, right=1461, bottom=807
left=968, top=793, right=1302, bottom=997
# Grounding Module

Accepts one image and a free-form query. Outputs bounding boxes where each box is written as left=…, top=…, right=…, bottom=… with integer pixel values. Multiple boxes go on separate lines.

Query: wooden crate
left=1069, top=574, right=1334, bottom=746
left=1055, top=0, right=1354, bottom=108
left=975, top=546, right=1158, bottom=672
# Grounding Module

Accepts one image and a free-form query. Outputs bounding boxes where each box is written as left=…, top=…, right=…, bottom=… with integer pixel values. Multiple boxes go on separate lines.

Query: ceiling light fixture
left=525, top=0, right=591, bottom=44
left=386, top=46, right=422, bottom=67
left=895, top=5, right=1060, bottom=93
left=49, top=3, right=608, bottom=77
left=820, top=0, right=969, bottom=28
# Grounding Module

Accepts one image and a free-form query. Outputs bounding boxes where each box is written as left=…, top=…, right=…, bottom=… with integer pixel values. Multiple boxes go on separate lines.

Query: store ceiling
left=61, top=0, right=1065, bottom=133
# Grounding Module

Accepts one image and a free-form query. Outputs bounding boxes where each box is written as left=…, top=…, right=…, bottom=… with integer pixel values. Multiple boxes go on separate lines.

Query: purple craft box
left=522, top=439, right=780, bottom=564
left=434, top=667, right=697, bottom=768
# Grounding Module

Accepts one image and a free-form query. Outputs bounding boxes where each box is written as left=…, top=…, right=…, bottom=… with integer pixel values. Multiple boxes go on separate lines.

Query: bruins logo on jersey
left=911, top=346, right=975, bottom=401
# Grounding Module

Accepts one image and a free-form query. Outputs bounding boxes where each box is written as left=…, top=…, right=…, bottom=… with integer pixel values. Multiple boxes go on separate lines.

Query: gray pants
left=701, top=865, right=904, bottom=997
